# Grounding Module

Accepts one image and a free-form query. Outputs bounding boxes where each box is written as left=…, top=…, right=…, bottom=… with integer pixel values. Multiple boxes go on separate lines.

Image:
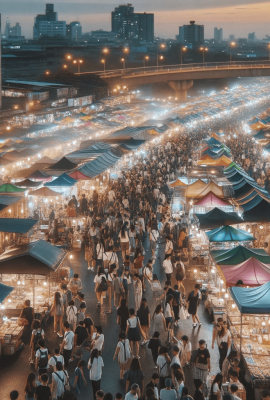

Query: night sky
left=1, top=0, right=269, bottom=39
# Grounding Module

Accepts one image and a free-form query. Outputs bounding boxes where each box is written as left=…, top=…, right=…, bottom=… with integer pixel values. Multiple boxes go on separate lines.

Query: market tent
left=206, top=225, right=255, bottom=242
left=35, top=156, right=56, bottom=164
left=0, top=282, right=14, bottom=303
left=210, top=245, right=270, bottom=265
left=194, top=192, right=230, bottom=207
left=220, top=258, right=270, bottom=287
left=233, top=178, right=269, bottom=198
left=169, top=179, right=187, bottom=188
left=68, top=170, right=91, bottom=180
left=0, top=195, right=22, bottom=212
left=26, top=170, right=51, bottom=181
left=14, top=179, right=41, bottom=188
left=0, top=240, right=66, bottom=274
left=242, top=196, right=270, bottom=222
left=229, top=281, right=270, bottom=314
left=45, top=173, right=77, bottom=187
left=194, top=181, right=225, bottom=199
left=46, top=157, right=78, bottom=171
left=0, top=218, right=38, bottom=233
left=30, top=187, right=61, bottom=197
left=205, top=137, right=222, bottom=147
left=0, top=183, right=26, bottom=194
left=186, top=179, right=207, bottom=198
left=197, top=155, right=232, bottom=167
left=223, top=162, right=242, bottom=173
left=195, top=207, right=243, bottom=230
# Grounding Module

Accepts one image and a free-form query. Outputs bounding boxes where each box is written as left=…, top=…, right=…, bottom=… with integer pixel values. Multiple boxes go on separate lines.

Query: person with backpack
left=29, top=319, right=44, bottom=364
left=126, top=308, right=146, bottom=359
left=113, top=331, right=131, bottom=379
left=66, top=300, right=77, bottom=332
left=48, top=348, right=64, bottom=372
left=94, top=269, right=108, bottom=308
left=157, top=346, right=171, bottom=390
left=51, top=361, right=69, bottom=400
left=60, top=321, right=75, bottom=368
left=35, top=339, right=50, bottom=378
left=51, top=291, right=64, bottom=338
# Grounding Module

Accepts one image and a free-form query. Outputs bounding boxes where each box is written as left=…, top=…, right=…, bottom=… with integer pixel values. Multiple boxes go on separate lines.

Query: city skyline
left=1, top=0, right=270, bottom=40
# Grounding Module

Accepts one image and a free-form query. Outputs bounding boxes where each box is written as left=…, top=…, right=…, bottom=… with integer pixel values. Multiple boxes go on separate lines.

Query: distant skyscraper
left=229, top=34, right=235, bottom=41
left=179, top=21, right=204, bottom=46
left=33, top=3, right=66, bottom=39
left=5, top=18, right=10, bottom=37
left=66, top=21, right=82, bottom=41
left=111, top=4, right=154, bottom=42
left=248, top=32, right=255, bottom=42
left=214, top=27, right=223, bottom=42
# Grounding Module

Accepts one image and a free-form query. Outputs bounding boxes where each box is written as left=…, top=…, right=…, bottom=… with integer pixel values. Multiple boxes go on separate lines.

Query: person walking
left=152, top=305, right=166, bottom=336
left=160, top=378, right=177, bottom=400
left=60, top=321, right=74, bottom=368
left=29, top=319, right=44, bottom=364
left=117, top=298, right=130, bottom=334
left=125, top=358, right=145, bottom=394
left=133, top=273, right=143, bottom=312
left=214, top=321, right=231, bottom=371
left=66, top=300, right=77, bottom=332
left=35, top=339, right=50, bottom=379
left=88, top=348, right=104, bottom=400
left=113, top=332, right=131, bottom=379
left=126, top=308, right=146, bottom=358
left=163, top=254, right=173, bottom=283
left=51, top=361, right=69, bottom=400
left=72, top=359, right=87, bottom=395
left=186, top=284, right=201, bottom=327
left=148, top=331, right=162, bottom=368
left=119, top=225, right=130, bottom=261
left=51, top=291, right=64, bottom=338
left=175, top=262, right=186, bottom=295
left=157, top=347, right=171, bottom=390
left=24, top=373, right=36, bottom=400
left=164, top=295, right=175, bottom=343
left=137, top=298, right=150, bottom=345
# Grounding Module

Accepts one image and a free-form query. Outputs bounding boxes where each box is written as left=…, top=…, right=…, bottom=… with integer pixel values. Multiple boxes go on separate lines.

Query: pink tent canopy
left=69, top=171, right=91, bottom=180
left=194, top=191, right=230, bottom=207
left=220, top=257, right=270, bottom=287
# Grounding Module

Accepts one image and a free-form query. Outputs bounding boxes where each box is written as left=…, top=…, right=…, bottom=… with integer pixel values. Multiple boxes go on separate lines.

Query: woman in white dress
left=113, top=332, right=131, bottom=379
left=152, top=304, right=166, bottom=334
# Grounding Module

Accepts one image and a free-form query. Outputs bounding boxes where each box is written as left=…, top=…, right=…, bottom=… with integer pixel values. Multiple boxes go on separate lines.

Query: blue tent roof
left=0, top=218, right=38, bottom=233
left=230, top=281, right=270, bottom=314
left=211, top=245, right=270, bottom=265
left=45, top=173, right=77, bottom=187
left=0, top=282, right=14, bottom=303
left=205, top=137, right=222, bottom=146
left=206, top=225, right=255, bottom=242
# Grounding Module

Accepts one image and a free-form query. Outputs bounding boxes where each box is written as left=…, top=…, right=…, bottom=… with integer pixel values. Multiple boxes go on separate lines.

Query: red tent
left=194, top=191, right=231, bottom=207
left=69, top=171, right=91, bottom=180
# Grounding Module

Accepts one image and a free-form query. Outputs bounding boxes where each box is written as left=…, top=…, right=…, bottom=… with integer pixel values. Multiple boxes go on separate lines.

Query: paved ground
left=0, top=238, right=226, bottom=399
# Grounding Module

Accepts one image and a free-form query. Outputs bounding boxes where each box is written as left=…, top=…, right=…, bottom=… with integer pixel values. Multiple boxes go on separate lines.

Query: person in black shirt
left=148, top=332, right=162, bottom=366
left=117, top=299, right=129, bottom=333
left=74, top=321, right=89, bottom=357
left=137, top=298, right=150, bottom=345
left=146, top=373, right=159, bottom=399
left=193, top=379, right=205, bottom=400
left=35, top=373, right=52, bottom=400
left=84, top=316, right=94, bottom=337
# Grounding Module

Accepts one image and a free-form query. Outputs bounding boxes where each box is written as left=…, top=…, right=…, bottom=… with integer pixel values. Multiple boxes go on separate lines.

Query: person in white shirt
left=94, top=270, right=107, bottom=307
left=88, top=348, right=104, bottom=399
left=215, top=321, right=231, bottom=371
left=108, top=189, right=116, bottom=204
left=125, top=383, right=140, bottom=400
left=66, top=300, right=77, bottom=332
left=174, top=370, right=184, bottom=400
left=210, top=373, right=222, bottom=400
left=150, top=227, right=159, bottom=257
left=119, top=226, right=130, bottom=261
left=96, top=240, right=105, bottom=269
left=230, top=384, right=242, bottom=400
left=51, top=361, right=69, bottom=400
left=49, top=348, right=65, bottom=371
left=172, top=335, right=191, bottom=366
left=122, top=197, right=129, bottom=209
left=164, top=295, right=175, bottom=343
left=92, top=326, right=104, bottom=352
left=163, top=254, right=173, bottom=282
left=60, top=321, right=74, bottom=368
left=165, top=237, right=173, bottom=256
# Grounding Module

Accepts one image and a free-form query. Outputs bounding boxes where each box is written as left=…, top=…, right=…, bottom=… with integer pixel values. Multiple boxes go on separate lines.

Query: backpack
left=38, top=349, right=48, bottom=369
left=34, top=329, right=42, bottom=348
left=98, top=277, right=108, bottom=292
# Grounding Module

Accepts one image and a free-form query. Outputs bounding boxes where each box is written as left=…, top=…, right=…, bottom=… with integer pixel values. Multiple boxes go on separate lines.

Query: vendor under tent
left=169, top=178, right=187, bottom=188
left=0, top=218, right=38, bottom=234
left=210, top=245, right=270, bottom=265
left=0, top=282, right=14, bottom=303
left=25, top=170, right=51, bottom=182
left=230, top=281, right=270, bottom=314
left=46, top=157, right=78, bottom=171
left=30, top=187, right=61, bottom=197
left=220, top=257, right=270, bottom=287
left=206, top=225, right=255, bottom=242
left=195, top=207, right=243, bottom=230
left=14, top=179, right=41, bottom=188
left=0, top=183, right=26, bottom=195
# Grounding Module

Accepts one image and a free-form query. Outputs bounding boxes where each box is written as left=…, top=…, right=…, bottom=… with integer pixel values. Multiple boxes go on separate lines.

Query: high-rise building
left=248, top=32, right=256, bottom=42
left=214, top=27, right=223, bottom=42
left=5, top=18, right=10, bottom=37
left=33, top=3, right=66, bottom=39
left=229, top=34, right=235, bottom=41
left=66, top=21, right=82, bottom=41
left=111, top=4, right=154, bottom=42
left=4, top=19, right=22, bottom=38
left=178, top=21, right=204, bottom=46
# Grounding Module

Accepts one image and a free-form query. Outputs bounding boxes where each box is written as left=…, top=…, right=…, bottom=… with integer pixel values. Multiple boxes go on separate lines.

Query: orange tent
left=186, top=179, right=207, bottom=198
left=197, top=155, right=232, bottom=167
left=169, top=179, right=187, bottom=188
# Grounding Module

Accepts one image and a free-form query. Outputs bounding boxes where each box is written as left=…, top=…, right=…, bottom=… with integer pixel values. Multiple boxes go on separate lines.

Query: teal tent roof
left=0, top=282, right=14, bottom=303
left=206, top=226, right=255, bottom=242
left=211, top=245, right=270, bottom=265
left=45, top=173, right=77, bottom=187
left=195, top=207, right=243, bottom=230
left=230, top=281, right=270, bottom=314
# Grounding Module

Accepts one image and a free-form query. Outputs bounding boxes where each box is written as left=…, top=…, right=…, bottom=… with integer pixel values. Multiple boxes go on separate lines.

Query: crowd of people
left=9, top=120, right=270, bottom=400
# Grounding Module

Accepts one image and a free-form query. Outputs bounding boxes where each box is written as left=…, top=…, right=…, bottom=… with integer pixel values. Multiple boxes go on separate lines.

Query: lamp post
left=143, top=55, right=149, bottom=68
left=157, top=43, right=166, bottom=67
left=101, top=59, right=106, bottom=71
left=121, top=58, right=125, bottom=70
left=73, top=59, right=83, bottom=73
left=200, top=46, right=208, bottom=64
left=181, top=47, right=187, bottom=65
left=230, top=41, right=236, bottom=62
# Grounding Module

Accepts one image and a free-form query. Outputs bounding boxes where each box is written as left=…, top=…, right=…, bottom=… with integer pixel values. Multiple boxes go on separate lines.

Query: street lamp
left=144, top=55, right=149, bottom=68
left=157, top=43, right=166, bottom=67
left=63, top=64, right=68, bottom=69
left=73, top=59, right=83, bottom=73
left=101, top=59, right=106, bottom=71
left=121, top=58, right=126, bottom=70
left=200, top=47, right=208, bottom=63
left=181, top=47, right=187, bottom=64
left=45, top=70, right=50, bottom=75
left=66, top=54, right=72, bottom=60
left=230, top=41, right=236, bottom=62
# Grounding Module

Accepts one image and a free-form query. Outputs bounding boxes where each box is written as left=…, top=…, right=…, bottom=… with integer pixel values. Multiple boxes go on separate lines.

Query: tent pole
left=240, top=314, right=242, bottom=354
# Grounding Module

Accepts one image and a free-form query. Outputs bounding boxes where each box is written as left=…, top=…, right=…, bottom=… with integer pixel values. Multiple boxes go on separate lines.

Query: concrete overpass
left=77, top=61, right=270, bottom=101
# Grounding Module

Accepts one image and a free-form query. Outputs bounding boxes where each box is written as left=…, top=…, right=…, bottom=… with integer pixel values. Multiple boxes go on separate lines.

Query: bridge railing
left=76, top=60, right=270, bottom=77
